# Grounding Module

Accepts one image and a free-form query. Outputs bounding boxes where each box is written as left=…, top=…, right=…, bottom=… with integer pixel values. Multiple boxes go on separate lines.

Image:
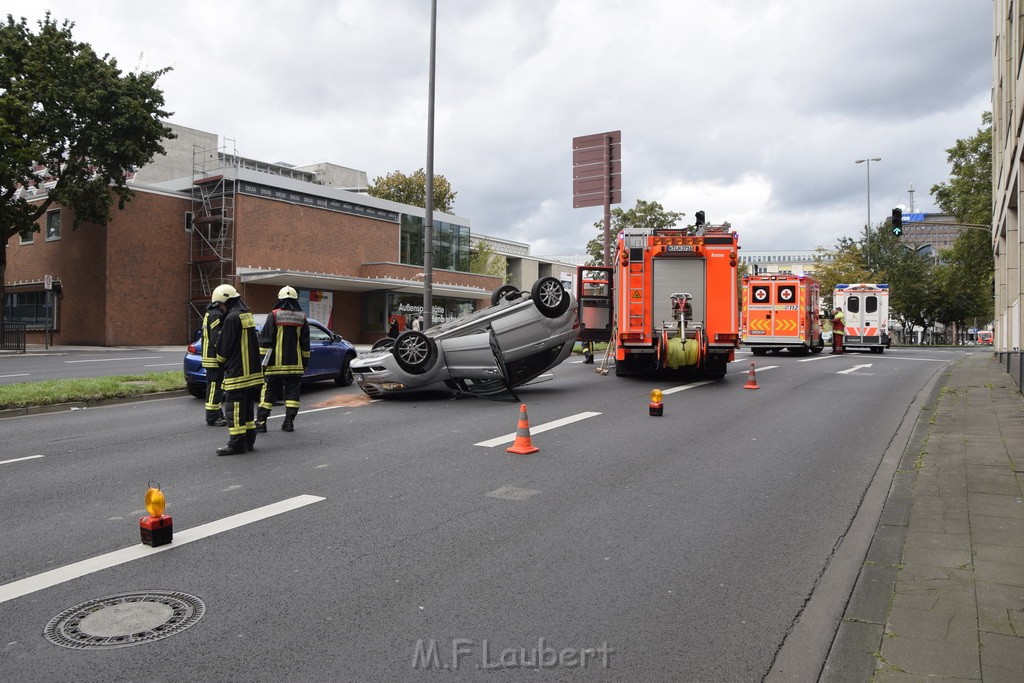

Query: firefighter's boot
left=255, top=406, right=270, bottom=433
left=244, top=430, right=257, bottom=452
left=206, top=410, right=227, bottom=426
left=281, top=407, right=297, bottom=432
left=216, top=435, right=246, bottom=456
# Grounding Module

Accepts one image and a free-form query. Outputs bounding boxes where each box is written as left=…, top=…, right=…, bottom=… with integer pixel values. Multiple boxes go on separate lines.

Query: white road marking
left=64, top=356, right=161, bottom=363
left=0, top=454, right=44, bottom=466
left=663, top=381, right=714, bottom=395
left=0, top=373, right=31, bottom=378
left=838, top=363, right=873, bottom=375
left=0, top=494, right=325, bottom=605
left=871, top=355, right=949, bottom=362
left=475, top=411, right=602, bottom=447
left=732, top=364, right=778, bottom=374
left=798, top=355, right=837, bottom=362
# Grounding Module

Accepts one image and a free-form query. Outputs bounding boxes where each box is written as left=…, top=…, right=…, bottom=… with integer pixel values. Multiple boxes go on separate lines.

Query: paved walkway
left=823, top=352, right=1024, bottom=681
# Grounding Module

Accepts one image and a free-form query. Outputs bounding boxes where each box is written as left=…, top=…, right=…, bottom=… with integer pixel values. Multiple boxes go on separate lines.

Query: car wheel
left=335, top=355, right=355, bottom=386
left=187, top=382, right=205, bottom=399
left=490, top=284, right=520, bottom=305
left=392, top=330, right=438, bottom=375
left=371, top=338, right=395, bottom=351
left=531, top=277, right=571, bottom=318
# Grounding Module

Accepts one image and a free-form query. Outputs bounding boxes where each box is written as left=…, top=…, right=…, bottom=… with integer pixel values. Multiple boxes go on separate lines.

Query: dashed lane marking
left=0, top=494, right=325, bottom=605
left=1, top=454, right=44, bottom=466
left=475, top=411, right=602, bottom=448
left=64, top=357, right=162, bottom=363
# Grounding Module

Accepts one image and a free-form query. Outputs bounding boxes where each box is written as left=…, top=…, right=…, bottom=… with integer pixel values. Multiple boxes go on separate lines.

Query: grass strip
left=0, top=371, right=186, bottom=409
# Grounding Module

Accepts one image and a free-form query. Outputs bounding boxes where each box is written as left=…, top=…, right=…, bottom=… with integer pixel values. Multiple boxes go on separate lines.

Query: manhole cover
left=44, top=591, right=205, bottom=649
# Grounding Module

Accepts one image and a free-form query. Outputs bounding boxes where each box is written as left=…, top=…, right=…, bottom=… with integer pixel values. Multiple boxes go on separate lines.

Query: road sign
left=44, top=274, right=52, bottom=290
left=572, top=130, right=622, bottom=209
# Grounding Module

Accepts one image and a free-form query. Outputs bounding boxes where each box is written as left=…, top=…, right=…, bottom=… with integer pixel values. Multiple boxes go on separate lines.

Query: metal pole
left=603, top=133, right=611, bottom=267
left=423, top=0, right=436, bottom=329
left=855, top=157, right=880, bottom=270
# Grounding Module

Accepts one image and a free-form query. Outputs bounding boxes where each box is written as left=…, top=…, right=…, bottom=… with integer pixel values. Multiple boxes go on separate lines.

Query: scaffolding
left=188, top=140, right=237, bottom=333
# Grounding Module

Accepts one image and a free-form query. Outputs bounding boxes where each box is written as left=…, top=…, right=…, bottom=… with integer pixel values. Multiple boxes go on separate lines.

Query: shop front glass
left=362, top=291, right=476, bottom=337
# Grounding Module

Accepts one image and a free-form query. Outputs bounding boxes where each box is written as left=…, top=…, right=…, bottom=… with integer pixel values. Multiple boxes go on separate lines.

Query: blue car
left=184, top=314, right=357, bottom=399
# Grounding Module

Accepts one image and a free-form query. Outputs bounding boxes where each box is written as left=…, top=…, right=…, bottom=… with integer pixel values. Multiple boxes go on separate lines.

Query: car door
left=305, top=321, right=341, bottom=380
left=448, top=328, right=519, bottom=401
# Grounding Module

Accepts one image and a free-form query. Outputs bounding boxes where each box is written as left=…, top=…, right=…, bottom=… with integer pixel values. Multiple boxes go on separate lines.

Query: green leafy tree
left=1, top=12, right=174, bottom=318
left=469, top=239, right=506, bottom=278
left=585, top=199, right=684, bottom=265
left=812, top=238, right=871, bottom=309
left=367, top=168, right=456, bottom=213
left=929, top=111, right=994, bottom=341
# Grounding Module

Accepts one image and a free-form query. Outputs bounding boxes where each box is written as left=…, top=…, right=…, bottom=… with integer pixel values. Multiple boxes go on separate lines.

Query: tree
left=367, top=168, right=456, bottom=213
left=469, top=239, right=506, bottom=278
left=812, top=238, right=871, bottom=309
left=1, top=12, right=174, bottom=319
left=585, top=199, right=684, bottom=265
left=930, top=111, right=995, bottom=341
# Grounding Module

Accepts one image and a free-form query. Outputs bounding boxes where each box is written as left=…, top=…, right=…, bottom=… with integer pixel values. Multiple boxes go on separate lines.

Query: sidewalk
left=823, top=352, right=1024, bottom=681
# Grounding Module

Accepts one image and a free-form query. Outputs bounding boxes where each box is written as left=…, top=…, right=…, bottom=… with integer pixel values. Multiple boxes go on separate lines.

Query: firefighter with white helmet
left=213, top=283, right=263, bottom=455
left=255, top=285, right=310, bottom=433
left=200, top=286, right=235, bottom=426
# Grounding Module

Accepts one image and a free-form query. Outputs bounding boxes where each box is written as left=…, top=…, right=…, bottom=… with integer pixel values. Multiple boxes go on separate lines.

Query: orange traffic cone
left=743, top=362, right=760, bottom=390
left=506, top=404, right=540, bottom=454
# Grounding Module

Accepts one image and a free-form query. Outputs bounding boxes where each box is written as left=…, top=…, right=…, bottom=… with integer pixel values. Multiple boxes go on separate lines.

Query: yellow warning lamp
left=140, top=482, right=173, bottom=547
left=144, top=483, right=165, bottom=517
left=649, top=389, right=664, bottom=416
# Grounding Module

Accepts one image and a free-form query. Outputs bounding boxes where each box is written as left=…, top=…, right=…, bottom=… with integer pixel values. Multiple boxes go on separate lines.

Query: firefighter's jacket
left=259, top=299, right=311, bottom=377
left=215, top=298, right=264, bottom=392
left=200, top=303, right=224, bottom=369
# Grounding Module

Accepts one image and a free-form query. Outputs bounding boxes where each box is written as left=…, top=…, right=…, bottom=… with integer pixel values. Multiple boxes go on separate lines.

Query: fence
left=1, top=321, right=27, bottom=352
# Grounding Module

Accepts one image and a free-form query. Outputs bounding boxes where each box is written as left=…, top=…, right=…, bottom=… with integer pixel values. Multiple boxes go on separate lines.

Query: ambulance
left=741, top=274, right=825, bottom=355
left=833, top=283, right=891, bottom=353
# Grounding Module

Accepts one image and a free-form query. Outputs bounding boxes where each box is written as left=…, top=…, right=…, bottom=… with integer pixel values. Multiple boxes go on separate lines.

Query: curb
left=0, top=389, right=190, bottom=420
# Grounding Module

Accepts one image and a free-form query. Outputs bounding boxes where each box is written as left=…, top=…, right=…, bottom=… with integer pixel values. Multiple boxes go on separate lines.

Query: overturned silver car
left=351, top=277, right=578, bottom=400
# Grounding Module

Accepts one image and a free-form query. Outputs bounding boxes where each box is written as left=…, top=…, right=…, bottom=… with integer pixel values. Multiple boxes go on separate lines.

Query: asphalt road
left=0, top=347, right=186, bottom=385
left=0, top=347, right=967, bottom=681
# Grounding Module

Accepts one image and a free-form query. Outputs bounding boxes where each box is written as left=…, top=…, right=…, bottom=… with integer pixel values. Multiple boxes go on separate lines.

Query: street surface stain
left=313, top=394, right=372, bottom=408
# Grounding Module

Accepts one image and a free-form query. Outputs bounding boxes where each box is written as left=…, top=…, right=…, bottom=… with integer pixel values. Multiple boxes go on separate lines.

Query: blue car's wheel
left=392, top=331, right=437, bottom=375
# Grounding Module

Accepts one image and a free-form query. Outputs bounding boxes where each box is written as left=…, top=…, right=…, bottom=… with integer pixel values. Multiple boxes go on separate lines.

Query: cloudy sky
left=10, top=1, right=992, bottom=257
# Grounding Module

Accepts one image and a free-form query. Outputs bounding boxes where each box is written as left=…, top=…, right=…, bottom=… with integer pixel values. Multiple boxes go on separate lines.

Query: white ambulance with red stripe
left=833, top=283, right=891, bottom=353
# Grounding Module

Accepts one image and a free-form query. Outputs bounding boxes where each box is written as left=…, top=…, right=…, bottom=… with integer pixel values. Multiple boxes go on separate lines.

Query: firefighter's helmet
left=278, top=286, right=298, bottom=300
left=211, top=284, right=239, bottom=303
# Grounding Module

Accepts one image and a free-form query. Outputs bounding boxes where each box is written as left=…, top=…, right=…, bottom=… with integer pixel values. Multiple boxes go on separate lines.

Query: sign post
left=573, top=131, right=622, bottom=266
left=44, top=275, right=52, bottom=349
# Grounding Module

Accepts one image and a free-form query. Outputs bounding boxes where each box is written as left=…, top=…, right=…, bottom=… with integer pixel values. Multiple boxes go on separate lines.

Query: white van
left=833, top=283, right=891, bottom=353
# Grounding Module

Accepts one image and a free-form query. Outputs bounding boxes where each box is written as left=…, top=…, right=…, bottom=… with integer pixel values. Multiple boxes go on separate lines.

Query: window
left=847, top=296, right=860, bottom=313
left=865, top=296, right=878, bottom=314
left=3, top=290, right=56, bottom=327
left=399, top=215, right=470, bottom=272
left=45, top=210, right=61, bottom=240
left=19, top=230, right=33, bottom=245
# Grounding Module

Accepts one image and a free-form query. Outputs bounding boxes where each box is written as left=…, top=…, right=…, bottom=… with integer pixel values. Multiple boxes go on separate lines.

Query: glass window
left=309, top=323, right=333, bottom=343
left=847, top=296, right=860, bottom=313
left=399, top=215, right=470, bottom=272
left=45, top=210, right=61, bottom=240
left=865, top=296, right=878, bottom=314
left=3, top=290, right=56, bottom=327
left=20, top=230, right=33, bottom=245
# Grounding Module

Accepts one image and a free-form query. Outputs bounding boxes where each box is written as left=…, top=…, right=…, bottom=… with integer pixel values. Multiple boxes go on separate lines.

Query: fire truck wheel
left=490, top=285, right=520, bottom=305
left=392, top=331, right=438, bottom=375
left=531, top=277, right=571, bottom=318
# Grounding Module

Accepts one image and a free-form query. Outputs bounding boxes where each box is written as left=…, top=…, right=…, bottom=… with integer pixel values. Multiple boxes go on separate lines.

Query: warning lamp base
left=649, top=402, right=664, bottom=416
left=140, top=514, right=173, bottom=547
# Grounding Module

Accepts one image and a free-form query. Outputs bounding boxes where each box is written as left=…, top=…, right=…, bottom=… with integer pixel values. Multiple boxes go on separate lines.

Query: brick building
left=4, top=123, right=508, bottom=346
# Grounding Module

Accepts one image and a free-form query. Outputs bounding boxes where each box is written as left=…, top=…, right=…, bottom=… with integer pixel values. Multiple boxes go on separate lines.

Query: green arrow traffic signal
left=891, top=208, right=903, bottom=236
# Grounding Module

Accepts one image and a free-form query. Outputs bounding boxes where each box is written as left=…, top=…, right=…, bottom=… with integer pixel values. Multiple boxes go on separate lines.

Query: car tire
left=531, top=277, right=571, bottom=318
left=187, top=382, right=205, bottom=399
left=392, top=330, right=438, bottom=375
left=371, top=338, right=395, bottom=351
left=335, top=355, right=355, bottom=386
left=490, top=284, right=520, bottom=305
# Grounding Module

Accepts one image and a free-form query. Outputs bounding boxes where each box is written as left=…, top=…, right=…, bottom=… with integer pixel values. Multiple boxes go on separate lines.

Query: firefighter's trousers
left=257, top=374, right=301, bottom=426
left=223, top=386, right=259, bottom=442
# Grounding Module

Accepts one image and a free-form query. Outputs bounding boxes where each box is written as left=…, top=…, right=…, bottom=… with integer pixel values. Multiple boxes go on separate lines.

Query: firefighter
left=201, top=294, right=227, bottom=426
left=256, top=286, right=310, bottom=433
left=831, top=307, right=846, bottom=354
left=213, top=284, right=263, bottom=455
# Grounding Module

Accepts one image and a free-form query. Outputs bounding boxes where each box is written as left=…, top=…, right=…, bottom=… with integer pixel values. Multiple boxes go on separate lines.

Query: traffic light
left=695, top=210, right=706, bottom=227
left=891, top=208, right=903, bottom=236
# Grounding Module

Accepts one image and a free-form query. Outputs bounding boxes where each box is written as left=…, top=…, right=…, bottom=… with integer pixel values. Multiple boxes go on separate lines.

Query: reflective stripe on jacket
left=259, top=305, right=311, bottom=377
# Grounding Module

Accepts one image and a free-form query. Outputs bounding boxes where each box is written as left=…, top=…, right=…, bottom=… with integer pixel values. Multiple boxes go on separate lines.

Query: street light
left=854, top=157, right=881, bottom=270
